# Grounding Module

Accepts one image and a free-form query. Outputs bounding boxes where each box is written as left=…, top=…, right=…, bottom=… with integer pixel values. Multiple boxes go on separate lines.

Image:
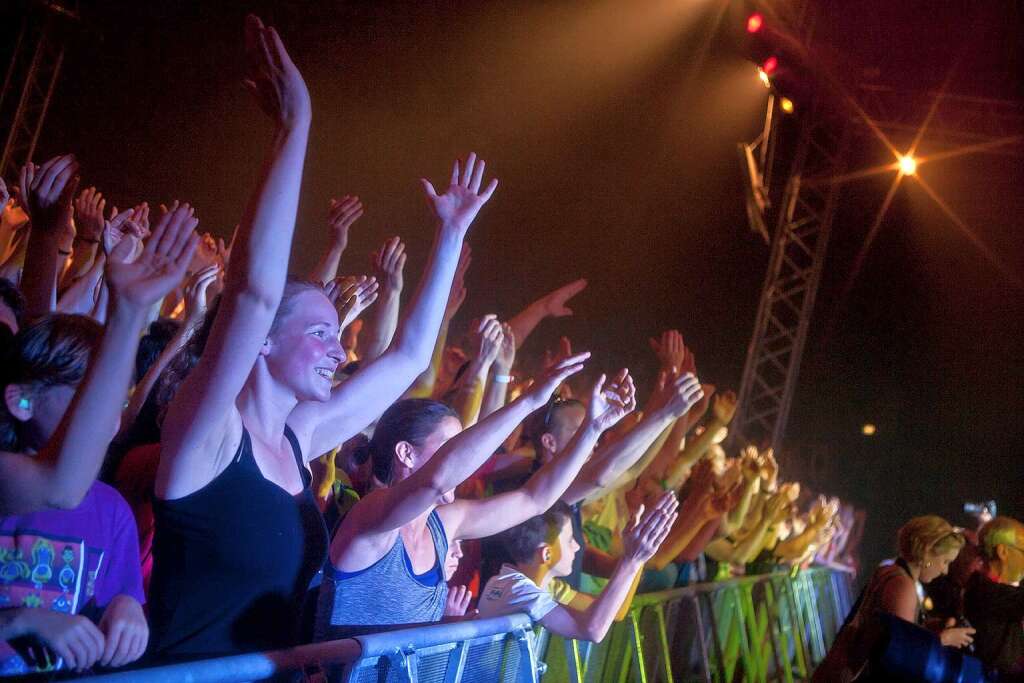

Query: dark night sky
left=3, top=0, right=1022, bottom=577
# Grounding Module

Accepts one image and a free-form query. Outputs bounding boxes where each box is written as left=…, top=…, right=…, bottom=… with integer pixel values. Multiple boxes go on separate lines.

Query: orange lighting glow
left=780, top=97, right=794, bottom=113
left=757, top=67, right=771, bottom=88
left=746, top=13, right=763, bottom=33
left=761, top=56, right=778, bottom=75
left=898, top=154, right=917, bottom=175
left=862, top=423, right=877, bottom=436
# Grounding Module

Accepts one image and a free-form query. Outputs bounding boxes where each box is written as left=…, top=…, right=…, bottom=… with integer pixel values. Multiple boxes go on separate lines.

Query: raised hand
left=539, top=278, right=587, bottom=318
left=243, top=14, right=311, bottom=128
left=96, top=594, right=148, bottom=668
left=420, top=153, right=498, bottom=234
left=182, top=264, right=220, bottom=322
left=588, top=369, right=637, bottom=432
left=623, top=490, right=679, bottom=563
left=372, top=236, right=406, bottom=295
left=74, top=187, right=107, bottom=243
left=649, top=330, right=686, bottom=372
left=444, top=585, right=473, bottom=618
left=495, top=322, right=516, bottom=372
left=131, top=203, right=151, bottom=237
left=523, top=351, right=591, bottom=408
left=107, top=202, right=199, bottom=310
left=470, top=314, right=504, bottom=369
left=711, top=390, right=738, bottom=424
left=20, top=155, right=79, bottom=235
left=328, top=196, right=363, bottom=252
left=758, top=449, right=778, bottom=487
left=103, top=209, right=143, bottom=263
left=649, top=370, right=704, bottom=418
left=327, top=275, right=380, bottom=331
left=740, top=446, right=761, bottom=482
left=543, top=336, right=574, bottom=371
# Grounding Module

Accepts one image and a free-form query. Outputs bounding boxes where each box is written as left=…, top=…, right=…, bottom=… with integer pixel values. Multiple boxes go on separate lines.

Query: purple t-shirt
left=0, top=481, right=143, bottom=675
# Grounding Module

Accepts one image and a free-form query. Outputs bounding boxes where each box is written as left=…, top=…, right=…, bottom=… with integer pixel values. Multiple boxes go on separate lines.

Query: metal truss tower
left=0, top=2, right=79, bottom=180
left=732, top=97, right=848, bottom=452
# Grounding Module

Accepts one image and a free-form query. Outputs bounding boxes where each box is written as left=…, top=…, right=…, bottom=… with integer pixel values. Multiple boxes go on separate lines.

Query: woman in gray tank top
left=317, top=355, right=639, bottom=640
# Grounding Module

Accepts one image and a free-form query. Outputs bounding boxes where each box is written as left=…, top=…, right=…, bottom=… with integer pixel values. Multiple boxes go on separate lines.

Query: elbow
left=230, top=278, right=283, bottom=314
left=46, top=488, right=86, bottom=511
left=583, top=623, right=610, bottom=643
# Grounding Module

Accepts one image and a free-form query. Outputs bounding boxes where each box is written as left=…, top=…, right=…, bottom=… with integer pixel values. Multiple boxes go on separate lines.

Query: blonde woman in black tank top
left=150, top=16, right=500, bottom=661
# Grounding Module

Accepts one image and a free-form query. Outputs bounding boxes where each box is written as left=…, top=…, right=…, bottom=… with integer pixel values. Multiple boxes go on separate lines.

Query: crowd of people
left=0, top=14, right=1015, bottom=682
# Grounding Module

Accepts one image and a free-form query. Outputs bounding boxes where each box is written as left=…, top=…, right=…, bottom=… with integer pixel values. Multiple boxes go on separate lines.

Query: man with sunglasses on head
left=964, top=516, right=1024, bottom=681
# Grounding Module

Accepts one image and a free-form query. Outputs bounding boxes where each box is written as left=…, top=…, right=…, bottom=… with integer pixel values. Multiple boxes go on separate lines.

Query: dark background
left=2, top=0, right=1021, bottom=580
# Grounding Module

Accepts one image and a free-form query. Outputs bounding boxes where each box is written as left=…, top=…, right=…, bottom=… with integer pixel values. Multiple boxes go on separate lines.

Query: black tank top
left=147, top=426, right=327, bottom=660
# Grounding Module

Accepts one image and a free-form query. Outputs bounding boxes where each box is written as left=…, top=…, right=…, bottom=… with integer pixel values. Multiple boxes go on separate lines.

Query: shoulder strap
left=282, top=425, right=310, bottom=486
left=235, top=427, right=253, bottom=464
left=426, top=510, right=449, bottom=559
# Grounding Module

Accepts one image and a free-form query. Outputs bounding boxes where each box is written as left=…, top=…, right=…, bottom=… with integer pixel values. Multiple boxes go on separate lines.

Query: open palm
left=421, top=153, right=498, bottom=233
left=588, top=369, right=637, bottom=432
left=107, top=202, right=198, bottom=309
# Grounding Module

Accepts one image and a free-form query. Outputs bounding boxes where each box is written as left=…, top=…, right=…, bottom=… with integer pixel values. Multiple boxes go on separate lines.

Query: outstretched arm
left=507, top=278, right=587, bottom=350
left=540, top=493, right=677, bottom=642
left=293, top=155, right=498, bottom=458
left=563, top=372, right=704, bottom=505
left=19, top=155, right=80, bottom=319
left=121, top=265, right=218, bottom=432
left=449, top=315, right=503, bottom=427
left=309, top=195, right=362, bottom=285
left=404, top=246, right=469, bottom=398
left=336, top=354, right=588, bottom=543
left=158, top=15, right=312, bottom=500
left=359, top=236, right=406, bottom=361
left=480, top=323, right=515, bottom=419
left=442, top=369, right=636, bottom=541
left=663, top=391, right=737, bottom=490
left=0, top=206, right=197, bottom=514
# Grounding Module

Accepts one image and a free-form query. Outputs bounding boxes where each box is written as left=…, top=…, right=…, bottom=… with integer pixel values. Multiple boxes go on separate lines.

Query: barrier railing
left=538, top=567, right=854, bottom=683
left=72, top=567, right=852, bottom=683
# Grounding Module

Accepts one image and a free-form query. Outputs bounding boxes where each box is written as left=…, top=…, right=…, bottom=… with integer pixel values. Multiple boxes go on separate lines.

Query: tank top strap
left=234, top=427, right=255, bottom=465
left=282, top=425, right=310, bottom=488
left=426, top=510, right=449, bottom=561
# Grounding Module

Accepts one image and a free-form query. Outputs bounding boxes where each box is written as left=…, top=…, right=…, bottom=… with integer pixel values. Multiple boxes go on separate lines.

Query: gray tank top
left=315, top=510, right=449, bottom=640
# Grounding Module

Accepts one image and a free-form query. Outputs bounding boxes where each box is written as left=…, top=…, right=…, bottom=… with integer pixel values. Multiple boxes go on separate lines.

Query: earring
left=17, top=398, right=30, bottom=410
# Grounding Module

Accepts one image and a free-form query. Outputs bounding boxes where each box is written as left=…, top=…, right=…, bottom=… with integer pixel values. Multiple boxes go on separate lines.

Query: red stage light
left=761, top=56, right=778, bottom=74
left=746, top=13, right=764, bottom=33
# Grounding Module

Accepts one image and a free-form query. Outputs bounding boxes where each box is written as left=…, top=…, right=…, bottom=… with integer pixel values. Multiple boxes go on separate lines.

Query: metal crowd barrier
left=538, top=566, right=855, bottom=683
left=73, top=568, right=852, bottom=683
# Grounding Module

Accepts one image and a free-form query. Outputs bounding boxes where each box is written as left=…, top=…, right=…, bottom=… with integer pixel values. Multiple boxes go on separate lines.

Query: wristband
left=493, top=374, right=513, bottom=384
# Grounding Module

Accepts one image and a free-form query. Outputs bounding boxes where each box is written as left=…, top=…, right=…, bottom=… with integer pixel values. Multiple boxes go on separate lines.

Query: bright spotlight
left=761, top=55, right=778, bottom=75
left=746, top=13, right=764, bottom=33
left=898, top=154, right=917, bottom=175
left=757, top=67, right=771, bottom=88
left=862, top=423, right=877, bottom=436
left=780, top=97, right=795, bottom=114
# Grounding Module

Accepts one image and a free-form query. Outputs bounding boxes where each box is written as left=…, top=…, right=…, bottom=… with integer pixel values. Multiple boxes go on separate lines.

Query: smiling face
left=263, top=289, right=344, bottom=402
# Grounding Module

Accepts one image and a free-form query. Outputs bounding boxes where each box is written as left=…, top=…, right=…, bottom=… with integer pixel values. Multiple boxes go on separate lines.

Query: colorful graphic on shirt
left=0, top=530, right=94, bottom=675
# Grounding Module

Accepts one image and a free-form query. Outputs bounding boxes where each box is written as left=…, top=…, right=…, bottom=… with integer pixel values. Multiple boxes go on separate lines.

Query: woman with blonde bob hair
left=814, top=515, right=974, bottom=682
